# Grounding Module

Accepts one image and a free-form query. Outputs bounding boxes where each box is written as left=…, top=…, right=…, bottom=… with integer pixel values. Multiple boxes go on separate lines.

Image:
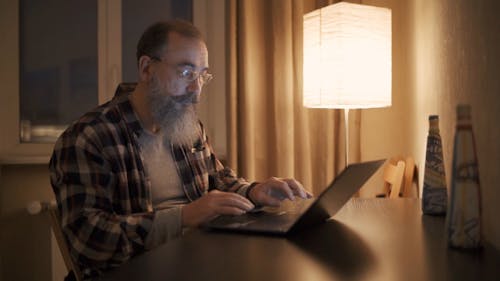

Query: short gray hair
left=136, top=19, right=205, bottom=64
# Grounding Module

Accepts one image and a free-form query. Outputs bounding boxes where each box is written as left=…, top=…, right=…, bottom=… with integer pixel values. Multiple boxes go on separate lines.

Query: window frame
left=0, top=0, right=121, bottom=164
left=0, top=0, right=226, bottom=164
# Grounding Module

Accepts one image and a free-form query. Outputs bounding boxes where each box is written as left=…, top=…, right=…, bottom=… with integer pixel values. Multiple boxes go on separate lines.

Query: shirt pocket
left=189, top=146, right=213, bottom=194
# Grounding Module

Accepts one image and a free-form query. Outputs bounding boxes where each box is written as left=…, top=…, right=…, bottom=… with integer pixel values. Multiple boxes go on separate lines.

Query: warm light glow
left=303, top=2, right=392, bottom=109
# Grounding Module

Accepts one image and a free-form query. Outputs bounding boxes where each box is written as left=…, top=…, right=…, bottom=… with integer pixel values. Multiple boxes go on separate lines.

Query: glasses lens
left=179, top=69, right=195, bottom=80
left=176, top=67, right=213, bottom=85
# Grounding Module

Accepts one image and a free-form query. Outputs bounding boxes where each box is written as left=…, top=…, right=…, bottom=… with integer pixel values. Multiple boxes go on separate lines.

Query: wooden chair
left=382, top=159, right=406, bottom=198
left=400, top=156, right=418, bottom=197
left=377, top=156, right=418, bottom=198
left=27, top=201, right=83, bottom=281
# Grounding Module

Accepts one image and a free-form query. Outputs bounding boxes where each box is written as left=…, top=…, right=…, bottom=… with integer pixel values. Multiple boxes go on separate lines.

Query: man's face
left=149, top=31, right=209, bottom=102
left=146, top=32, right=209, bottom=144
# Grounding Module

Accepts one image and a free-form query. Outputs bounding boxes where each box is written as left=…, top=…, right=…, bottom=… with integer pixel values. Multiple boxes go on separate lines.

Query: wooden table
left=97, top=199, right=500, bottom=281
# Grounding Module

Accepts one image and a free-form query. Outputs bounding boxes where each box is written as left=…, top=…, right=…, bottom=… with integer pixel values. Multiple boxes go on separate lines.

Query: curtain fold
left=226, top=0, right=360, bottom=195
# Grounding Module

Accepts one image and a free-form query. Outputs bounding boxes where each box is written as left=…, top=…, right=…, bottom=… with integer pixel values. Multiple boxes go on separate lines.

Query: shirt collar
left=112, top=82, right=145, bottom=137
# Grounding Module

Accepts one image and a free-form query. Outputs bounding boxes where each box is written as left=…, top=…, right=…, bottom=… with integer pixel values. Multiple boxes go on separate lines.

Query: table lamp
left=303, top=2, right=392, bottom=166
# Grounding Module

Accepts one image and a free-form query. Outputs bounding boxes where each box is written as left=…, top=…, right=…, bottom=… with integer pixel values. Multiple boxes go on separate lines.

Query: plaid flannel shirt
left=49, top=83, right=253, bottom=278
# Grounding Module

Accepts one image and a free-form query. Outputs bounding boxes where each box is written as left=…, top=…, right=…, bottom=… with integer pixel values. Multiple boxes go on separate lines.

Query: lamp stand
left=344, top=108, right=349, bottom=167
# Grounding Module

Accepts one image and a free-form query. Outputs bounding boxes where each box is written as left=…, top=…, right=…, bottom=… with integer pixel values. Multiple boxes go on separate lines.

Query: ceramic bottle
left=447, top=104, right=482, bottom=249
left=422, top=115, right=447, bottom=215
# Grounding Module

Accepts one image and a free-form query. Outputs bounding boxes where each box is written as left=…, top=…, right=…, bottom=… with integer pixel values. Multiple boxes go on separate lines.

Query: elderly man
left=50, top=19, right=309, bottom=279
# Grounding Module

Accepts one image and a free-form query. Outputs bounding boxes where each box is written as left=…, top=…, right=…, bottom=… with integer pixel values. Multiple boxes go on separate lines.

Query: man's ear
left=138, top=55, right=153, bottom=82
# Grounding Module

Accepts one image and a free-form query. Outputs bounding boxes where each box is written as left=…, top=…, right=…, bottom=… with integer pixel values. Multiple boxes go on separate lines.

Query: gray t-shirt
left=138, top=130, right=189, bottom=249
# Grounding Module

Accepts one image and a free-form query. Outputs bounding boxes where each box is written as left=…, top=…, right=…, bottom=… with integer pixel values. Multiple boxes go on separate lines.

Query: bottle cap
left=429, top=115, right=440, bottom=130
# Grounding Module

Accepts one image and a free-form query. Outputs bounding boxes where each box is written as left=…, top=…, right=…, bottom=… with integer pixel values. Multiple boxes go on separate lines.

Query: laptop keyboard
left=257, top=198, right=310, bottom=215
left=210, top=198, right=312, bottom=227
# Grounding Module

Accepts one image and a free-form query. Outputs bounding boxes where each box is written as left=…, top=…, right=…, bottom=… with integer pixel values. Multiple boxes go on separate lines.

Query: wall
left=360, top=0, right=500, bottom=249
left=358, top=0, right=415, bottom=198
left=0, top=164, right=66, bottom=281
left=193, top=0, right=228, bottom=160
left=411, top=0, right=500, bottom=250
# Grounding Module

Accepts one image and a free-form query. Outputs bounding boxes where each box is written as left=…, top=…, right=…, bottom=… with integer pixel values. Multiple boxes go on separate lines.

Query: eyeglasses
left=151, top=56, right=213, bottom=86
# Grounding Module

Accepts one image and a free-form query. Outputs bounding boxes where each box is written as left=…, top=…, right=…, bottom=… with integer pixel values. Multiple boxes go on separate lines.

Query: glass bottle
left=447, top=104, right=482, bottom=249
left=422, top=115, right=447, bottom=215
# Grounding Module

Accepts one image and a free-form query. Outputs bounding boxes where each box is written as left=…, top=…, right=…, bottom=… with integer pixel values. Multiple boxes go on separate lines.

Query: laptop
left=204, top=159, right=384, bottom=235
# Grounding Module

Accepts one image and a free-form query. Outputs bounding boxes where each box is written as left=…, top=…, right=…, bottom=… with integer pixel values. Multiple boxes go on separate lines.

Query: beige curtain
left=226, top=0, right=361, bottom=195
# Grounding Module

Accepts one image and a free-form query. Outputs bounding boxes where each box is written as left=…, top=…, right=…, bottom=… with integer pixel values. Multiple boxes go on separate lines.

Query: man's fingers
left=221, top=195, right=254, bottom=211
left=247, top=178, right=311, bottom=208
left=183, top=191, right=255, bottom=227
left=283, top=178, right=305, bottom=198
left=259, top=196, right=282, bottom=207
left=208, top=190, right=254, bottom=211
left=215, top=206, right=248, bottom=216
left=267, top=178, right=295, bottom=201
left=283, top=178, right=312, bottom=199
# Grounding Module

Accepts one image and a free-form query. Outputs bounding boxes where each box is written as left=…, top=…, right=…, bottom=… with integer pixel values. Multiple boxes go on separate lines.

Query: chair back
left=27, top=201, right=83, bottom=281
left=377, top=156, right=419, bottom=198
left=383, top=160, right=406, bottom=198
left=400, top=156, right=418, bottom=197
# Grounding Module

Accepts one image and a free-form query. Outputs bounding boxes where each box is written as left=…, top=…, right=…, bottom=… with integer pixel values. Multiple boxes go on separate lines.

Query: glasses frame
left=150, top=56, right=213, bottom=86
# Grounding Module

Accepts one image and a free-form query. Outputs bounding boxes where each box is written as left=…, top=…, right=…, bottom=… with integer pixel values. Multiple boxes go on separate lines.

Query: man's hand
left=248, top=178, right=313, bottom=207
left=182, top=190, right=254, bottom=227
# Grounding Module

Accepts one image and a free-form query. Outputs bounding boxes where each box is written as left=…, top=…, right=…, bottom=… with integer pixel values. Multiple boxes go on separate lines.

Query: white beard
left=147, top=75, right=201, bottom=147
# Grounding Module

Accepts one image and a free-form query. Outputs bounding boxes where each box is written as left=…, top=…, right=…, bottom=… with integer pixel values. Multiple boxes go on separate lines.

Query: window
left=0, top=0, right=206, bottom=163
left=19, top=0, right=98, bottom=143
left=19, top=0, right=192, bottom=143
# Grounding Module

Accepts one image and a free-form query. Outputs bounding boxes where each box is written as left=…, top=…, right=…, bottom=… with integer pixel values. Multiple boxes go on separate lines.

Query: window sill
left=0, top=143, right=53, bottom=165
left=0, top=154, right=50, bottom=165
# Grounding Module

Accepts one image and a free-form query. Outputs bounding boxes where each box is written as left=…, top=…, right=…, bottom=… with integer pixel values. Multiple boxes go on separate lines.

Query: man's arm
left=49, top=128, right=156, bottom=273
left=205, top=140, right=312, bottom=207
left=179, top=128, right=310, bottom=227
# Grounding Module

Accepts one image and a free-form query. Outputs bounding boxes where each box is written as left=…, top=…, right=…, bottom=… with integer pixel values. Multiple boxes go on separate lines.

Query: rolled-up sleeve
left=144, top=206, right=183, bottom=250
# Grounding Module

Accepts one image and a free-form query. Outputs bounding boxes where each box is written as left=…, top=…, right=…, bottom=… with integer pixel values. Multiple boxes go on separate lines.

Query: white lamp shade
left=303, top=2, right=392, bottom=109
